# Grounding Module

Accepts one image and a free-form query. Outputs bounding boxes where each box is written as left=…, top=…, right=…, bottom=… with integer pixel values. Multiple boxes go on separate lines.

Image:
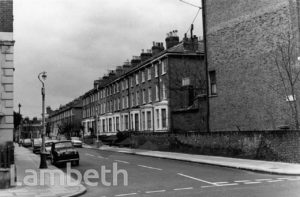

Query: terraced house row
left=81, top=31, right=206, bottom=136
left=47, top=31, right=207, bottom=137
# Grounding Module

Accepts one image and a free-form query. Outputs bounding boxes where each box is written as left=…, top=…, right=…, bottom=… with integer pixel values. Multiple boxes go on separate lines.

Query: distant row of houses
left=47, top=30, right=207, bottom=137
left=47, top=0, right=300, bottom=138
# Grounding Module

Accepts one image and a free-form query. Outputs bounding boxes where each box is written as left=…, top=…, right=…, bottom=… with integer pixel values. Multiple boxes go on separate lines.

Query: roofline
left=82, top=51, right=204, bottom=98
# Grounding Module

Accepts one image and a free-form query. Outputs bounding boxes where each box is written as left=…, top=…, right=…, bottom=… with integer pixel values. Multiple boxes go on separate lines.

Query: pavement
left=84, top=144, right=300, bottom=175
left=0, top=144, right=86, bottom=197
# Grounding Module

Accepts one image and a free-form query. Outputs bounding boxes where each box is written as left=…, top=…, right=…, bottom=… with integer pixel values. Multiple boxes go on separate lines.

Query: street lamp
left=38, top=71, right=47, bottom=169
left=18, top=103, right=21, bottom=144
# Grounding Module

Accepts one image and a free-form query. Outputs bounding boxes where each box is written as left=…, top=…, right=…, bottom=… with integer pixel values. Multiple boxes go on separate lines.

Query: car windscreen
left=33, top=139, right=42, bottom=145
left=45, top=142, right=52, bottom=147
left=55, top=142, right=73, bottom=148
left=24, top=139, right=31, bottom=143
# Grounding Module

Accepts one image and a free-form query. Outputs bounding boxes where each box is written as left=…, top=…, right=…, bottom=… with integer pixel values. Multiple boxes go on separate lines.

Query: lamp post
left=18, top=103, right=21, bottom=144
left=38, top=71, right=48, bottom=169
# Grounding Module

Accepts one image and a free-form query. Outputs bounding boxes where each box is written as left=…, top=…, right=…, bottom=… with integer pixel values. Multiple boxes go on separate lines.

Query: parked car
left=50, top=140, right=79, bottom=166
left=45, top=140, right=58, bottom=158
left=32, top=138, right=42, bottom=154
left=71, top=137, right=83, bottom=148
left=22, top=138, right=32, bottom=147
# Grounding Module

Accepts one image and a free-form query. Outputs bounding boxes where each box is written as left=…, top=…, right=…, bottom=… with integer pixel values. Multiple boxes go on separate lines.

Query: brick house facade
left=47, top=97, right=83, bottom=137
left=0, top=0, right=14, bottom=144
left=81, top=32, right=206, bottom=136
left=206, top=0, right=300, bottom=131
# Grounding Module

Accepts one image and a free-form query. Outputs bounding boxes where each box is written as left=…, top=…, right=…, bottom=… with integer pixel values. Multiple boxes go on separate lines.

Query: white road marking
left=115, top=160, right=129, bottom=164
left=177, top=173, right=218, bottom=185
left=201, top=185, right=217, bottom=188
left=216, top=183, right=239, bottom=186
left=244, top=182, right=261, bottom=184
left=173, top=187, right=193, bottom=191
left=276, top=177, right=291, bottom=180
left=145, top=190, right=166, bottom=194
left=214, top=182, right=229, bottom=184
left=138, top=165, right=162, bottom=171
left=267, top=180, right=283, bottom=183
left=255, top=179, right=272, bottom=181
left=115, top=193, right=137, bottom=196
left=234, top=180, right=251, bottom=183
left=85, top=153, right=95, bottom=157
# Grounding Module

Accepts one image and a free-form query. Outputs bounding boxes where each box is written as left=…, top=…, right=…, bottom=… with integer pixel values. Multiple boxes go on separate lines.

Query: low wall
left=122, top=130, right=300, bottom=163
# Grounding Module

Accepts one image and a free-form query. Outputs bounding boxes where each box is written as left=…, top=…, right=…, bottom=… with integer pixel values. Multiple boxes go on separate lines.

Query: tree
left=13, top=111, right=22, bottom=129
left=58, top=121, right=82, bottom=138
left=267, top=30, right=300, bottom=129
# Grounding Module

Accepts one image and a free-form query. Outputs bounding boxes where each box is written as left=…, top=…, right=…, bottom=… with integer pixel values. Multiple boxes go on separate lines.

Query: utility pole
left=201, top=0, right=210, bottom=132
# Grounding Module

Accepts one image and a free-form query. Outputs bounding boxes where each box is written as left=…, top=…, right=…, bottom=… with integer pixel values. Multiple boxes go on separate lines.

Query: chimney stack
left=152, top=42, right=164, bottom=56
left=165, top=30, right=179, bottom=49
left=183, top=25, right=199, bottom=51
left=93, top=80, right=100, bottom=88
left=140, top=49, right=152, bottom=62
left=131, top=56, right=141, bottom=66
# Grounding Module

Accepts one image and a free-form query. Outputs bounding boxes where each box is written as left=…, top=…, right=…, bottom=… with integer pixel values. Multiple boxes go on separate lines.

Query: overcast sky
left=13, top=0, right=203, bottom=118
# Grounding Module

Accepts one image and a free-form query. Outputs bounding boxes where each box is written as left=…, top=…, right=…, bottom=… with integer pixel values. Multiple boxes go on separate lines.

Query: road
left=59, top=147, right=300, bottom=197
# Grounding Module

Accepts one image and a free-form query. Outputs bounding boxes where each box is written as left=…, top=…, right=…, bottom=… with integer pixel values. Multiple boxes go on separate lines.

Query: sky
left=13, top=0, right=203, bottom=118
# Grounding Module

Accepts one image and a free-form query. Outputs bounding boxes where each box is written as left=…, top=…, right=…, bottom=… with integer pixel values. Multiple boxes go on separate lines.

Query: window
left=124, top=115, right=129, bottom=130
left=102, top=119, right=106, bottom=132
left=142, top=70, right=145, bottom=82
left=125, top=79, right=128, bottom=89
left=155, top=85, right=159, bottom=101
left=131, top=92, right=135, bottom=107
left=162, top=83, right=166, bottom=100
left=130, top=76, right=134, bottom=87
left=148, top=87, right=152, bottom=102
left=182, top=77, right=190, bottom=86
left=117, top=82, right=120, bottom=92
left=161, top=60, right=166, bottom=74
left=142, top=112, right=145, bottom=130
left=147, top=111, right=151, bottom=129
left=126, top=95, right=129, bottom=108
left=155, top=64, right=158, bottom=77
left=136, top=73, right=139, bottom=85
left=135, top=113, right=139, bottom=131
left=148, top=67, right=151, bottom=80
left=136, top=91, right=139, bottom=106
left=116, top=117, right=120, bottom=131
left=118, top=98, right=121, bottom=110
left=209, top=70, right=217, bottom=95
left=109, top=118, right=112, bottom=132
left=142, top=89, right=146, bottom=104
left=162, top=109, right=167, bottom=128
left=156, top=109, right=160, bottom=129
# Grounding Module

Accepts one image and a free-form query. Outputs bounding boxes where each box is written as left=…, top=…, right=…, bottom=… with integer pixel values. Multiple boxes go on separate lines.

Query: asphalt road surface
left=59, top=147, right=300, bottom=197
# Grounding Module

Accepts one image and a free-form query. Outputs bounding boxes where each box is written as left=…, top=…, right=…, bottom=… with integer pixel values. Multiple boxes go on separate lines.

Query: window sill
left=209, top=94, right=218, bottom=98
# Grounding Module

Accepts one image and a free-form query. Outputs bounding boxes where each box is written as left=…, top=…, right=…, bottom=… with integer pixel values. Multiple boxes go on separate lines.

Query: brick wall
left=168, top=55, right=207, bottom=132
left=206, top=0, right=300, bottom=131
left=128, top=130, right=300, bottom=163
left=0, top=0, right=13, bottom=32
